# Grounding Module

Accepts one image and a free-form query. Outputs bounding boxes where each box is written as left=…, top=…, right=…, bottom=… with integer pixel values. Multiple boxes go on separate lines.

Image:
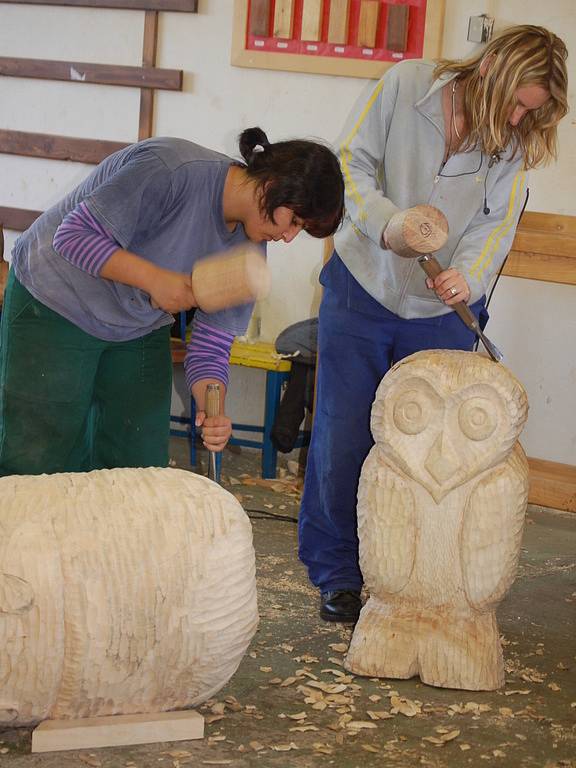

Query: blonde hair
left=434, top=25, right=568, bottom=169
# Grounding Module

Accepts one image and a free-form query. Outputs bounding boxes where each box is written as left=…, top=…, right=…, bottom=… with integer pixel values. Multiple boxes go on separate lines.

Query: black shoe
left=320, top=590, right=362, bottom=623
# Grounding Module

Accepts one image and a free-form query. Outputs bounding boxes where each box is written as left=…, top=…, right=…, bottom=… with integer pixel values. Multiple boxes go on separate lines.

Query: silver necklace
left=452, top=80, right=462, bottom=140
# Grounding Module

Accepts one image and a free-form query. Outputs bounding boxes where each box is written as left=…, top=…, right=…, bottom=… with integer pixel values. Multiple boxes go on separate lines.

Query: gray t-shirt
left=12, top=137, right=255, bottom=340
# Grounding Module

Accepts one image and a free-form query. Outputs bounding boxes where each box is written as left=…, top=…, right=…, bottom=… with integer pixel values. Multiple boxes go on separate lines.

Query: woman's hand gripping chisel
left=384, top=204, right=504, bottom=362
left=205, top=383, right=221, bottom=483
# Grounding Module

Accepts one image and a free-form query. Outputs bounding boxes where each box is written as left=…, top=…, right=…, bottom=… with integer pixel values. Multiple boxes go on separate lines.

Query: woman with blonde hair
left=299, top=25, right=569, bottom=623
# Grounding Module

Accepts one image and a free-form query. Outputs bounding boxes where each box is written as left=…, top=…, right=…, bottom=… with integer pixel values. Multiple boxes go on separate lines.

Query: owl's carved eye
left=458, top=397, right=497, bottom=441
left=393, top=390, right=431, bottom=435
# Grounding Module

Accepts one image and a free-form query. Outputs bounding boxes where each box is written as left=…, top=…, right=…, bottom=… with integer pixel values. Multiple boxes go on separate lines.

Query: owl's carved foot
left=345, top=598, right=419, bottom=678
left=418, top=610, right=504, bottom=690
left=320, top=590, right=362, bottom=623
left=345, top=600, right=505, bottom=691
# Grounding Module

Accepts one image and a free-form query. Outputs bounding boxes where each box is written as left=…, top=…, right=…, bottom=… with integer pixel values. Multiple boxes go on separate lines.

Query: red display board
left=246, top=0, right=428, bottom=64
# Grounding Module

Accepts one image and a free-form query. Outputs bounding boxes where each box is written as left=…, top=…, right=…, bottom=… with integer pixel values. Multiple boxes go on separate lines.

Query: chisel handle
left=417, top=255, right=503, bottom=362
left=205, top=383, right=221, bottom=482
left=417, top=255, right=479, bottom=330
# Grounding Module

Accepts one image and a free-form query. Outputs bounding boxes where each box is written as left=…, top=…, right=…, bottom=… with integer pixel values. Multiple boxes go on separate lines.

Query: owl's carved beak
left=424, top=433, right=461, bottom=484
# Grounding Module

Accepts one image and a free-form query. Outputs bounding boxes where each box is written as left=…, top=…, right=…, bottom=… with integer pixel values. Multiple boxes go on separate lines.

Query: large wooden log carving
left=346, top=350, right=529, bottom=690
left=0, top=467, right=258, bottom=726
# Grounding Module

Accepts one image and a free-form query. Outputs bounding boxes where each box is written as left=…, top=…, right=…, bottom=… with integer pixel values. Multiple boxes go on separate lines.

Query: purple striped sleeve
left=53, top=201, right=120, bottom=276
left=184, top=317, right=234, bottom=391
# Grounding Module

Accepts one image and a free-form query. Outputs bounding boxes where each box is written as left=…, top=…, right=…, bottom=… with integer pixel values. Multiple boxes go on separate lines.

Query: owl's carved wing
left=461, top=443, right=529, bottom=610
left=357, top=447, right=416, bottom=594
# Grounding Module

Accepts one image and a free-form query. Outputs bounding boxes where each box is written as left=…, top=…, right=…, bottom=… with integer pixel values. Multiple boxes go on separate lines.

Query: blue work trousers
left=298, top=254, right=487, bottom=592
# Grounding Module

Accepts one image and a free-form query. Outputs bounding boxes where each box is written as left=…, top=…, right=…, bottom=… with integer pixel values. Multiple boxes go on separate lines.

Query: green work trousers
left=0, top=272, right=172, bottom=476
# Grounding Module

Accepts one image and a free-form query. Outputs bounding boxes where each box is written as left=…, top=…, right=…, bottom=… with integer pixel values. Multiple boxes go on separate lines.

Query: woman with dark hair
left=299, top=25, right=569, bottom=624
left=0, top=128, right=344, bottom=476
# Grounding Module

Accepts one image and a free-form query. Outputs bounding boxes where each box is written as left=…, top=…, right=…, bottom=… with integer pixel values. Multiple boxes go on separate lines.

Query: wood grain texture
left=505, top=211, right=576, bottom=286
left=384, top=204, right=449, bottom=256
left=301, top=0, right=324, bottom=41
left=386, top=3, right=409, bottom=52
left=357, top=0, right=380, bottom=48
left=0, top=130, right=128, bottom=163
left=0, top=467, right=258, bottom=726
left=0, top=56, right=182, bottom=90
left=2, top=0, right=198, bottom=10
left=327, top=0, right=350, bottom=44
left=346, top=350, right=529, bottom=690
left=249, top=0, right=271, bottom=36
left=273, top=0, right=295, bottom=38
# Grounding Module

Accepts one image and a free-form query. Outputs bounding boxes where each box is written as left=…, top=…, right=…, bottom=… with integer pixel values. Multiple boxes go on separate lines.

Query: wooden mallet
left=191, top=243, right=271, bottom=313
left=384, top=205, right=503, bottom=362
left=151, top=243, right=271, bottom=313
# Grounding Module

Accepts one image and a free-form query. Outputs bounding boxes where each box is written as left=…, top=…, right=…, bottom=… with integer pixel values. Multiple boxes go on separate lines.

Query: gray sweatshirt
left=334, top=59, right=527, bottom=319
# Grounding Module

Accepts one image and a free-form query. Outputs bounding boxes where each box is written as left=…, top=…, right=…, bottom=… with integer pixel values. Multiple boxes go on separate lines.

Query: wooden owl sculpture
left=0, top=467, right=258, bottom=726
left=346, top=350, right=529, bottom=691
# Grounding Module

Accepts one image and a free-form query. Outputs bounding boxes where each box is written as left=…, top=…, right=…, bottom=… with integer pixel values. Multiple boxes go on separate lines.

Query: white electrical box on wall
left=467, top=15, right=495, bottom=44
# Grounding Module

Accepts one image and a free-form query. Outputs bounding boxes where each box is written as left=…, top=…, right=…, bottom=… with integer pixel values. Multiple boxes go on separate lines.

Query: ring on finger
left=450, top=287, right=457, bottom=296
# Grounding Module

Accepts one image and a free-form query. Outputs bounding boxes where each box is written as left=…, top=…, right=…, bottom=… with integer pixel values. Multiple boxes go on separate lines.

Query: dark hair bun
left=239, top=127, right=270, bottom=162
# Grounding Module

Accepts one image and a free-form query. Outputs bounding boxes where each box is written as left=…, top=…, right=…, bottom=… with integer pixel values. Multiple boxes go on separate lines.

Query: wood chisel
left=205, top=383, right=221, bottom=483
left=417, top=254, right=504, bottom=362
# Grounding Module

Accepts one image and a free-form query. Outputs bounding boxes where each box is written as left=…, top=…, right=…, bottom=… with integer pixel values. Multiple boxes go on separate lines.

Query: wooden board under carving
left=273, top=0, right=295, bottom=38
left=0, top=56, right=182, bottom=90
left=327, top=0, right=350, bottom=44
left=357, top=0, right=380, bottom=48
left=249, top=0, right=271, bottom=36
left=301, top=0, right=324, bottom=41
left=32, top=710, right=204, bottom=752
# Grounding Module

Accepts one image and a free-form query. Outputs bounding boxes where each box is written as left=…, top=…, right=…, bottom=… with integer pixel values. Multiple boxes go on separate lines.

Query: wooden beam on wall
left=2, top=0, right=198, bottom=10
left=528, top=458, right=576, bottom=513
left=505, top=211, right=576, bottom=286
left=0, top=206, right=42, bottom=232
left=0, top=130, right=128, bottom=164
left=139, top=10, right=159, bottom=140
left=0, top=56, right=182, bottom=90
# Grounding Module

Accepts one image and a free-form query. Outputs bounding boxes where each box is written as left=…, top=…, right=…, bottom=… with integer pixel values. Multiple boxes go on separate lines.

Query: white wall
left=1, top=0, right=574, bottom=463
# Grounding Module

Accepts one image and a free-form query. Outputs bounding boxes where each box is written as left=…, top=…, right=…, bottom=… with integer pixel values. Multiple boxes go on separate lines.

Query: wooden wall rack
left=0, top=0, right=197, bottom=233
left=232, top=0, right=445, bottom=79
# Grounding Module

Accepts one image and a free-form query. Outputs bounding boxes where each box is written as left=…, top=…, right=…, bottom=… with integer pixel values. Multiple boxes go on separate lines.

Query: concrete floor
left=1, top=440, right=574, bottom=768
